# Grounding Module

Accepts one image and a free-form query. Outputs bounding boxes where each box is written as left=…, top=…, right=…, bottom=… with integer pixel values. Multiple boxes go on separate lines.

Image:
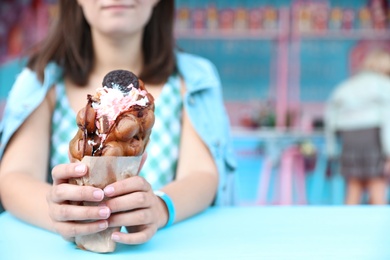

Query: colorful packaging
left=293, top=3, right=312, bottom=33
left=234, top=7, right=248, bottom=31
left=358, top=7, right=372, bottom=29
left=263, top=7, right=278, bottom=31
left=312, top=4, right=328, bottom=31
left=248, top=8, right=263, bottom=30
left=175, top=7, right=191, bottom=31
left=206, top=4, right=218, bottom=31
left=369, top=0, right=388, bottom=30
left=191, top=8, right=207, bottom=31
left=342, top=9, right=355, bottom=30
left=328, top=8, right=343, bottom=30
left=219, top=8, right=235, bottom=30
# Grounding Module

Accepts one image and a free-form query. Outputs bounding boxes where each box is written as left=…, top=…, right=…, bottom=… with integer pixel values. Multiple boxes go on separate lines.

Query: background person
left=325, top=49, right=390, bottom=205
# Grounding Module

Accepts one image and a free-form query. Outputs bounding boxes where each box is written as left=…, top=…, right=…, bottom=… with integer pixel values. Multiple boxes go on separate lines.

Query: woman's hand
left=102, top=176, right=168, bottom=245
left=47, top=163, right=111, bottom=241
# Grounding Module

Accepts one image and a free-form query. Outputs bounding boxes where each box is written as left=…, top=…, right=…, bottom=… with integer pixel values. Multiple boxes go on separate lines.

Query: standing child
left=325, top=49, right=390, bottom=205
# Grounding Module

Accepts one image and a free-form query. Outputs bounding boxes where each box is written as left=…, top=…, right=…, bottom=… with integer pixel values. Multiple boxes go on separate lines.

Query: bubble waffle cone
left=68, top=70, right=154, bottom=253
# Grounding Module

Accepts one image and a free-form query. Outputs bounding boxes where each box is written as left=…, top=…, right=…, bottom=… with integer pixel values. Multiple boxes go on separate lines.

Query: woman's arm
left=0, top=89, right=111, bottom=239
left=160, top=107, right=218, bottom=222
left=0, top=90, right=54, bottom=229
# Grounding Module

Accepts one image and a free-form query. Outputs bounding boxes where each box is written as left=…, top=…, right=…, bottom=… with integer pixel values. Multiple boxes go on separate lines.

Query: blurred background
left=1, top=0, right=389, bottom=206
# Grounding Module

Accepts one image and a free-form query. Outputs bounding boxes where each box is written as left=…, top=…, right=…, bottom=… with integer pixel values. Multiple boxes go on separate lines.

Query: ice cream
left=68, top=70, right=155, bottom=253
left=69, top=69, right=155, bottom=160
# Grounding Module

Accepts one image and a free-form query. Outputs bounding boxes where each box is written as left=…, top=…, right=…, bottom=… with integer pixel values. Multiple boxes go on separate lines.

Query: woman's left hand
left=102, top=176, right=168, bottom=244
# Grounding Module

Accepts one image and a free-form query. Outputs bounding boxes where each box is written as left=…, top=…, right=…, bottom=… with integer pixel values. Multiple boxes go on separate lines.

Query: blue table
left=1, top=206, right=389, bottom=259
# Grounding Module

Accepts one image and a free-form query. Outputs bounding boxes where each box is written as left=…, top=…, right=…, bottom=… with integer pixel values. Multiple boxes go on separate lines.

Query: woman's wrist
left=154, top=190, right=175, bottom=228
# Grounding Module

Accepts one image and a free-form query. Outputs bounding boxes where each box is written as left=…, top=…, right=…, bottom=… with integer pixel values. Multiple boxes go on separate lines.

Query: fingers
left=104, top=176, right=151, bottom=198
left=52, top=163, right=87, bottom=185
left=108, top=208, right=152, bottom=228
left=50, top=184, right=104, bottom=203
left=104, top=191, right=151, bottom=213
left=54, top=220, right=109, bottom=240
left=111, top=225, right=157, bottom=245
left=49, top=161, right=158, bottom=244
left=50, top=203, right=111, bottom=222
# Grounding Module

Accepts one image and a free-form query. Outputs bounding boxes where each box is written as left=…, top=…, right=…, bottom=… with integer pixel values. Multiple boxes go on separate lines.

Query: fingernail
left=75, top=164, right=86, bottom=174
left=99, top=221, right=108, bottom=229
left=99, top=207, right=110, bottom=217
left=111, top=234, right=120, bottom=241
left=93, top=190, right=104, bottom=200
left=104, top=186, right=114, bottom=195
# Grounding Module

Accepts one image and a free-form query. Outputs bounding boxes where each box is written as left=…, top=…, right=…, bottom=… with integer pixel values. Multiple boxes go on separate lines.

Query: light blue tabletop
left=0, top=206, right=389, bottom=259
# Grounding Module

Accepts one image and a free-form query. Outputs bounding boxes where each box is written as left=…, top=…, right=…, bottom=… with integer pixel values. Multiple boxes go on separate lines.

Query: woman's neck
left=91, top=31, right=144, bottom=79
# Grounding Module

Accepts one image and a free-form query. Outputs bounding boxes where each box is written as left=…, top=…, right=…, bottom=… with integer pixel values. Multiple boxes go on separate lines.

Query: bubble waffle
left=69, top=70, right=155, bottom=161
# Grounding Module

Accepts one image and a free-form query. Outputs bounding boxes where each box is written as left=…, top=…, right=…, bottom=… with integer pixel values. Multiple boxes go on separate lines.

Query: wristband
left=154, top=190, right=176, bottom=228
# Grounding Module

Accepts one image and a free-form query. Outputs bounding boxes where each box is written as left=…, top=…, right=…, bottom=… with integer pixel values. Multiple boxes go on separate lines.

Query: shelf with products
left=175, top=29, right=283, bottom=40
left=175, top=3, right=290, bottom=130
left=174, top=1, right=285, bottom=38
left=287, top=0, right=390, bottom=133
left=291, top=0, right=390, bottom=36
left=293, top=29, right=390, bottom=40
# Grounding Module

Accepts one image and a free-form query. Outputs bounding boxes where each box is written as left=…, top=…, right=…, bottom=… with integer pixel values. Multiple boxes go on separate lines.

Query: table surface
left=1, top=206, right=389, bottom=260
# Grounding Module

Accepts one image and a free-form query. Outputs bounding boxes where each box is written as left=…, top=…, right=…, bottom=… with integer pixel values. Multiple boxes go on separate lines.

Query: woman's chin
left=97, top=26, right=144, bottom=40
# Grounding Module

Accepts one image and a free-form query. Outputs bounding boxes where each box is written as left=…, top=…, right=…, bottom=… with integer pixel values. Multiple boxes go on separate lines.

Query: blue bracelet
left=154, top=190, right=176, bottom=228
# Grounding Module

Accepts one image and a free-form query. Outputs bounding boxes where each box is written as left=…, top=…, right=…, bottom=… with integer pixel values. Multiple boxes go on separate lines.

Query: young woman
left=0, top=0, right=235, bottom=245
left=325, top=49, right=390, bottom=205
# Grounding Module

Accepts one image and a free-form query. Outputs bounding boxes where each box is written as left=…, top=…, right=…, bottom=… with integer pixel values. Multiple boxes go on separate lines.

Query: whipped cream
left=92, top=85, right=149, bottom=131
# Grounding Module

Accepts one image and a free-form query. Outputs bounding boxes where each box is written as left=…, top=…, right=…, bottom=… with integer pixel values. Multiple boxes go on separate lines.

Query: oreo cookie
left=102, top=70, right=139, bottom=93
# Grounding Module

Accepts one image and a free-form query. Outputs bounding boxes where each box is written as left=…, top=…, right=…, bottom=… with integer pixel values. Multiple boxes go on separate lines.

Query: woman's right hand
left=46, top=163, right=110, bottom=241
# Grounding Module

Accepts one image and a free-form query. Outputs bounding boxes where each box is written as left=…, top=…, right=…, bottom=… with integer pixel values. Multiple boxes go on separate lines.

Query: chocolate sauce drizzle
left=81, top=100, right=146, bottom=157
left=80, top=70, right=148, bottom=157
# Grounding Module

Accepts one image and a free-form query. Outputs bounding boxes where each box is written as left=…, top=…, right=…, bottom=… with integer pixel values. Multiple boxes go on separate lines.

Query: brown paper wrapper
left=69, top=155, right=143, bottom=253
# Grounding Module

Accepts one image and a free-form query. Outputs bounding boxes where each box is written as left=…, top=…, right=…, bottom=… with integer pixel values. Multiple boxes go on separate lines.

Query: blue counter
left=1, top=206, right=389, bottom=259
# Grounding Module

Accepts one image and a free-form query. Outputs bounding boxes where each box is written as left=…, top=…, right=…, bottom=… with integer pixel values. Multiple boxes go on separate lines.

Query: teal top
left=0, top=52, right=236, bottom=205
left=324, top=71, right=390, bottom=157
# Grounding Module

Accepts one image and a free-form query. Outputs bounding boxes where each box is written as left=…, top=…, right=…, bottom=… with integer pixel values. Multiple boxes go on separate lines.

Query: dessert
left=68, top=70, right=155, bottom=253
left=69, top=69, right=155, bottom=160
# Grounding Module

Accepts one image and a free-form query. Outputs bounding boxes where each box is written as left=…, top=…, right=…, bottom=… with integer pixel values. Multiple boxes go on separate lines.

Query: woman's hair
left=27, top=0, right=176, bottom=86
left=361, top=49, right=390, bottom=76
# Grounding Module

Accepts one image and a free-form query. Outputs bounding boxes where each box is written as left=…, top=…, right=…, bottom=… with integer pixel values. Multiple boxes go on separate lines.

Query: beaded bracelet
left=154, top=190, right=176, bottom=228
